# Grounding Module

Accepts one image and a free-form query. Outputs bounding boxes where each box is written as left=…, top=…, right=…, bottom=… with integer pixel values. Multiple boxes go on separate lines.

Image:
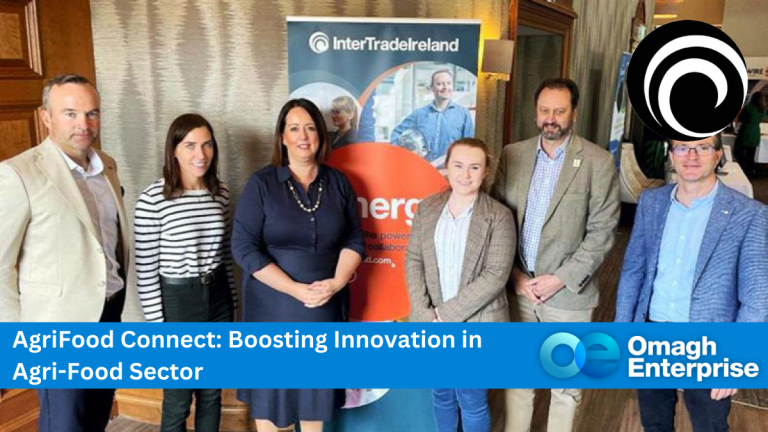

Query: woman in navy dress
left=232, top=98, right=365, bottom=432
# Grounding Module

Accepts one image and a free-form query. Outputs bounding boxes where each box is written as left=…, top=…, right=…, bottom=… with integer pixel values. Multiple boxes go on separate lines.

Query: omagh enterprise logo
left=308, top=32, right=459, bottom=54
left=540, top=332, right=620, bottom=378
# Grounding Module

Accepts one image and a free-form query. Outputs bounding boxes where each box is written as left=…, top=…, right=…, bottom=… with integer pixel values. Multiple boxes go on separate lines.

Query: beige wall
left=722, top=0, right=768, bottom=56
left=655, top=0, right=724, bottom=27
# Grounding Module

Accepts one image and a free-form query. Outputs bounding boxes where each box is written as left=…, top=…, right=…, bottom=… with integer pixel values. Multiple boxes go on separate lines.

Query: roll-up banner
left=609, top=52, right=632, bottom=170
left=287, top=17, right=481, bottom=323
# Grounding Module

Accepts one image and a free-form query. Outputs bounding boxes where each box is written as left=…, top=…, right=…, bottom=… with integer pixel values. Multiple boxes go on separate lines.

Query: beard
left=538, top=120, right=572, bottom=141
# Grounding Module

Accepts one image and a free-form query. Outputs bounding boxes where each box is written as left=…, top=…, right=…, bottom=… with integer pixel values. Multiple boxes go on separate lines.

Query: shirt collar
left=441, top=197, right=476, bottom=221
left=429, top=100, right=456, bottom=112
left=536, top=132, right=572, bottom=160
left=277, top=164, right=327, bottom=183
left=55, top=145, right=104, bottom=177
left=670, top=180, right=719, bottom=209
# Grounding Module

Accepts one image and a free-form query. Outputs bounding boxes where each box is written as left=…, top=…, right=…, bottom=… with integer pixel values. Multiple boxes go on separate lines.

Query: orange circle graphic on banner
left=328, top=142, right=448, bottom=321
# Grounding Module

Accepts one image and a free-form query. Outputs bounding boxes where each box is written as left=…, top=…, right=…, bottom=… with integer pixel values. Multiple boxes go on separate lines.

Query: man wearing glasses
left=615, top=133, right=768, bottom=430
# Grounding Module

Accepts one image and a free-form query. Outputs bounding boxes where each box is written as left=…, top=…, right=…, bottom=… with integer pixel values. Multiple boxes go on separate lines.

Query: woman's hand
left=304, top=278, right=345, bottom=308
left=289, top=282, right=329, bottom=307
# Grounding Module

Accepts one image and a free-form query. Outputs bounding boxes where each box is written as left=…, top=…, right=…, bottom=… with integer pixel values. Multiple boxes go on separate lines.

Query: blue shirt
left=390, top=100, right=474, bottom=162
left=434, top=199, right=475, bottom=302
left=520, top=134, right=571, bottom=273
left=650, top=181, right=719, bottom=322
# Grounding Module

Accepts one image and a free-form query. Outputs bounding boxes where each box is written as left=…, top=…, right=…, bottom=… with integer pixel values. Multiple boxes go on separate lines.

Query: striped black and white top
left=134, top=179, right=237, bottom=322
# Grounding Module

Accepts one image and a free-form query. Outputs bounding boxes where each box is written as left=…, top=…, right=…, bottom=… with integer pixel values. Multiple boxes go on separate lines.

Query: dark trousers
left=160, top=265, right=233, bottom=432
left=637, top=389, right=731, bottom=432
left=161, top=389, right=223, bottom=432
left=735, top=144, right=758, bottom=178
left=38, top=289, right=125, bottom=432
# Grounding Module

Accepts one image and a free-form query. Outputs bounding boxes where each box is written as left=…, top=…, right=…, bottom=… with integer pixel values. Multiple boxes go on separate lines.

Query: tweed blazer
left=0, top=138, right=138, bottom=322
left=492, top=134, right=620, bottom=310
left=615, top=182, right=768, bottom=323
left=406, top=190, right=516, bottom=322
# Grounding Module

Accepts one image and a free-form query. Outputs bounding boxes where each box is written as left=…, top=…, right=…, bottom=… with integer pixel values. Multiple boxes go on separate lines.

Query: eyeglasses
left=331, top=109, right=347, bottom=115
left=671, top=145, right=717, bottom=157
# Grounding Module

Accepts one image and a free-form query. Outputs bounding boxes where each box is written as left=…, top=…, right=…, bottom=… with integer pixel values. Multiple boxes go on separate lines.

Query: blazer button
left=98, top=281, right=106, bottom=287
left=97, top=248, right=104, bottom=255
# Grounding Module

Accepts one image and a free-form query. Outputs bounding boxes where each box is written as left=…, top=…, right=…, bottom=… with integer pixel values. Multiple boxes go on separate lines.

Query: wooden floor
left=107, top=175, right=768, bottom=431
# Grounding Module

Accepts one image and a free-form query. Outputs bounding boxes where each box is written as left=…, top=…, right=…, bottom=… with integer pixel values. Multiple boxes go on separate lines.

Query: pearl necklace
left=288, top=179, right=323, bottom=213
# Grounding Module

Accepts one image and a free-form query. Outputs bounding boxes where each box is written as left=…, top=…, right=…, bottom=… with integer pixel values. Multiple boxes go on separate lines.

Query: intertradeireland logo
left=540, top=332, right=620, bottom=379
left=306, top=32, right=460, bottom=54
left=625, top=20, right=747, bottom=141
left=309, top=31, right=330, bottom=54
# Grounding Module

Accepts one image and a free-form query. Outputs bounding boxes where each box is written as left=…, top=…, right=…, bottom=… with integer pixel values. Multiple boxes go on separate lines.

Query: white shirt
left=434, top=199, right=475, bottom=302
left=56, top=146, right=124, bottom=297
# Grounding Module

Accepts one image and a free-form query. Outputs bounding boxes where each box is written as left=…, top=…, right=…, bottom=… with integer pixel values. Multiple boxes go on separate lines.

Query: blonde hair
left=332, top=96, right=358, bottom=129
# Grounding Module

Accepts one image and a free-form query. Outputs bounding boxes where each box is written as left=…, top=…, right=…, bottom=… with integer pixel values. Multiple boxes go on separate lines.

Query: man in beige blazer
left=493, top=78, right=620, bottom=432
left=0, top=74, right=137, bottom=431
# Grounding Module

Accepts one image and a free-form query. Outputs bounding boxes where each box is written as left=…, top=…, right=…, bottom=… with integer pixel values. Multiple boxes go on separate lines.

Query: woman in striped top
left=134, top=113, right=236, bottom=432
left=406, top=138, right=516, bottom=432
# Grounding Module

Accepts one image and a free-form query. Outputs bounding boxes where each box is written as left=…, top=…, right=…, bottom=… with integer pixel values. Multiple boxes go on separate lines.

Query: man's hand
left=512, top=268, right=540, bottom=304
left=528, top=274, right=566, bottom=302
left=711, top=389, right=737, bottom=401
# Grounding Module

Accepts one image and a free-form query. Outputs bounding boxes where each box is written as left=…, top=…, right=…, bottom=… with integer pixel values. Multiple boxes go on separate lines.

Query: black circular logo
left=626, top=20, right=747, bottom=141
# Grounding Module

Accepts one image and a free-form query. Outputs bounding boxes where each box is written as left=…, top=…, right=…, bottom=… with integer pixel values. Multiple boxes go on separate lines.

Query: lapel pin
left=573, top=159, right=581, bottom=168
left=722, top=210, right=729, bottom=215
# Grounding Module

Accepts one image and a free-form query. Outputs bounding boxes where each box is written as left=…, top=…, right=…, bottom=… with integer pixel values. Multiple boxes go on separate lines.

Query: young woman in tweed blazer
left=406, top=138, right=516, bottom=432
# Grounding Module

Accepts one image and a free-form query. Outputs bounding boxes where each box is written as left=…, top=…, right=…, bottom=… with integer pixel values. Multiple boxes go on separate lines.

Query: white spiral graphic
left=309, top=31, right=330, bottom=54
left=643, top=35, right=747, bottom=138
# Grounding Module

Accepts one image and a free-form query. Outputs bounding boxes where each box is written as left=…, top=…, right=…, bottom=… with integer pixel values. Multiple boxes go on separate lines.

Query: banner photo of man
left=287, top=17, right=480, bottom=323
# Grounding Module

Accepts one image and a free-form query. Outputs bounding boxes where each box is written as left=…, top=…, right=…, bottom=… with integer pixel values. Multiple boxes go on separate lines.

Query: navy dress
left=232, top=164, right=365, bottom=427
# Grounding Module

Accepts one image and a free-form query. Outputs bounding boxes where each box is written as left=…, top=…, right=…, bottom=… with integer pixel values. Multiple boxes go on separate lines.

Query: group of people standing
left=138, top=98, right=366, bottom=431
left=407, top=78, right=620, bottom=432
left=0, top=72, right=765, bottom=432
left=406, top=77, right=768, bottom=432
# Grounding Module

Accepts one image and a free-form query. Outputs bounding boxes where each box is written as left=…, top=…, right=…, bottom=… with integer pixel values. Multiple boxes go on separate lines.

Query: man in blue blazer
left=615, top=133, right=768, bottom=431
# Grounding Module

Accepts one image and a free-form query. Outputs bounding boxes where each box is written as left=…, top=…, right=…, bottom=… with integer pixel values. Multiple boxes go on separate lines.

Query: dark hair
left=42, top=74, right=96, bottom=110
left=534, top=78, right=580, bottom=110
left=271, top=98, right=330, bottom=166
left=445, top=138, right=495, bottom=190
left=162, top=113, right=221, bottom=200
left=749, top=92, right=766, bottom=111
